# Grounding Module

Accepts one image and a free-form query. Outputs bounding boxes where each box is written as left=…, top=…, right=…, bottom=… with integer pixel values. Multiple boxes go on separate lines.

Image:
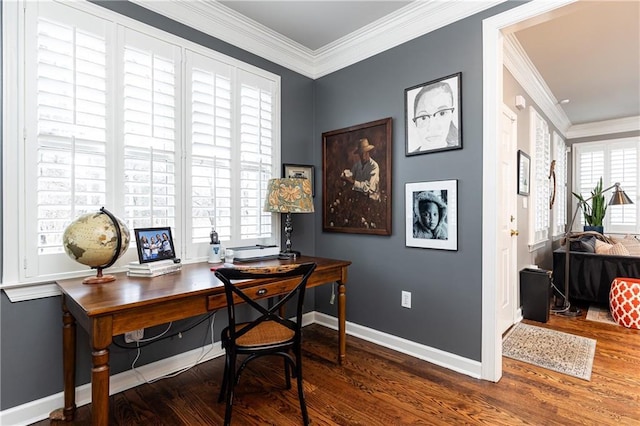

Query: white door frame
left=481, top=0, right=577, bottom=382
left=499, top=104, right=519, bottom=335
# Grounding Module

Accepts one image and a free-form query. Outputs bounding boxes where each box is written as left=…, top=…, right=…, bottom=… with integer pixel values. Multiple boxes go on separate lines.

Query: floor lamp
left=264, top=177, right=314, bottom=259
left=559, top=182, right=633, bottom=316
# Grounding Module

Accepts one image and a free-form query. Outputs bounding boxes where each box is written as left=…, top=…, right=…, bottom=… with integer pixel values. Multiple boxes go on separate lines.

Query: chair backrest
left=214, top=263, right=317, bottom=342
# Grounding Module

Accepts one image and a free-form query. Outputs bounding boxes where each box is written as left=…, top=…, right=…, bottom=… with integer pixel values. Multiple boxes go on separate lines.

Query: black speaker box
left=519, top=268, right=551, bottom=323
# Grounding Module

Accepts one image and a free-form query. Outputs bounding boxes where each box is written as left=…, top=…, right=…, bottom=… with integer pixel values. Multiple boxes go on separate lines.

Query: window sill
left=1, top=283, right=61, bottom=302
left=528, top=241, right=546, bottom=252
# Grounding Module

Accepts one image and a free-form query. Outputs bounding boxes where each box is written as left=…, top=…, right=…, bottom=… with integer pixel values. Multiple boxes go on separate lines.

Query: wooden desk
left=55, top=256, right=350, bottom=426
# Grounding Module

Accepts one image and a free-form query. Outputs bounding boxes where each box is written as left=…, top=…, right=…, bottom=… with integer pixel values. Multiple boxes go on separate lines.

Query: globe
left=62, top=207, right=130, bottom=284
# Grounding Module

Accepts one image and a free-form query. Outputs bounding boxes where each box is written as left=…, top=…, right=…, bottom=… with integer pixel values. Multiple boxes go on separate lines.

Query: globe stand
left=83, top=267, right=116, bottom=285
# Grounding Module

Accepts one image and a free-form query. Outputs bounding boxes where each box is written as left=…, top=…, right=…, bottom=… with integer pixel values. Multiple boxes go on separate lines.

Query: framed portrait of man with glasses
left=405, top=72, right=462, bottom=156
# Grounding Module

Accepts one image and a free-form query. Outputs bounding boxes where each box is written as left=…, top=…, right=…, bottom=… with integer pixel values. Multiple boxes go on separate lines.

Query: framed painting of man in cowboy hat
left=405, top=180, right=457, bottom=250
left=322, top=117, right=392, bottom=235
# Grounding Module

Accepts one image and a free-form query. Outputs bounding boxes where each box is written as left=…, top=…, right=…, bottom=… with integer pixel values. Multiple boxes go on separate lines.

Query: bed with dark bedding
left=552, top=233, right=640, bottom=304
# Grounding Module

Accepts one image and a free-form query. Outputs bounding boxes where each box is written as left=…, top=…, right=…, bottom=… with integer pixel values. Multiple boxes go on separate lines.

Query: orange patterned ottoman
left=609, top=277, right=640, bottom=329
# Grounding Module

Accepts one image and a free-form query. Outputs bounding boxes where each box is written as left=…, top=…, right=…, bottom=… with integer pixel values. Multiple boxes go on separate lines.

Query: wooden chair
left=214, top=262, right=317, bottom=425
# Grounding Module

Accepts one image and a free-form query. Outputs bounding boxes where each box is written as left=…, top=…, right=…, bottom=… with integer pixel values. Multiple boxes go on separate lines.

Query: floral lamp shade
left=264, top=178, right=314, bottom=213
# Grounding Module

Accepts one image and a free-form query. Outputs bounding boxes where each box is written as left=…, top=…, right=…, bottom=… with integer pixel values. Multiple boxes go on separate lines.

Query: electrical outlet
left=124, top=329, right=144, bottom=343
left=401, top=291, right=411, bottom=308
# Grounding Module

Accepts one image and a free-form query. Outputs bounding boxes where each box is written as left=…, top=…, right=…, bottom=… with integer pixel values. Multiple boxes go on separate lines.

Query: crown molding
left=129, top=0, right=506, bottom=80
left=503, top=33, right=572, bottom=136
left=566, top=116, right=640, bottom=139
left=313, top=0, right=507, bottom=78
left=129, top=0, right=317, bottom=77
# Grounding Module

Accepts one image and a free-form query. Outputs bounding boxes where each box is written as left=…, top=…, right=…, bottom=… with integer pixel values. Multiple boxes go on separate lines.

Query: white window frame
left=2, top=0, right=281, bottom=291
left=528, top=107, right=550, bottom=250
left=572, top=137, right=639, bottom=234
left=551, top=131, right=567, bottom=238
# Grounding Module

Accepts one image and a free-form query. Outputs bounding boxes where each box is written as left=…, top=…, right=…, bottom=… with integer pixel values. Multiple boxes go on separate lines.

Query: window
left=3, top=1, right=280, bottom=283
left=528, top=107, right=550, bottom=247
left=573, top=138, right=639, bottom=234
left=552, top=131, right=567, bottom=237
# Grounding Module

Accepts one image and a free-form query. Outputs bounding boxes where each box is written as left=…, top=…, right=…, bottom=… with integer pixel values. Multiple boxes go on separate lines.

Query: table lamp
left=559, top=182, right=633, bottom=316
left=264, top=177, right=314, bottom=259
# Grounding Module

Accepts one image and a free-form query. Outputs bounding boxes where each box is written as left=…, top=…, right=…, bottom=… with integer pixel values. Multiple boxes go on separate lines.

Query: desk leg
left=62, top=299, right=77, bottom=420
left=337, top=280, right=346, bottom=365
left=91, top=317, right=113, bottom=426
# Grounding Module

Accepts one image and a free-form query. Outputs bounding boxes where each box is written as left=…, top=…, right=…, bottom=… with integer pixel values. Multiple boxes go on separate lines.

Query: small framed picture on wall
left=517, top=150, right=530, bottom=196
left=283, top=163, right=315, bottom=197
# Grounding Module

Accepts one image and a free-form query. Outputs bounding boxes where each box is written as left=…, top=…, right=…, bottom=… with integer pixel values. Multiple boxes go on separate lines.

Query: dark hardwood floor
left=39, top=306, right=639, bottom=425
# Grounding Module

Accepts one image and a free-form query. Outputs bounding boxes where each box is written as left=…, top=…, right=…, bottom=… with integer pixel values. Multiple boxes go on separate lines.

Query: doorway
left=481, top=0, right=578, bottom=382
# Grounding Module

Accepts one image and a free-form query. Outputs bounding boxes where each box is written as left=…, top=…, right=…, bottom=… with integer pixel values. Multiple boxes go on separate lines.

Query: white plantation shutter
left=238, top=70, right=274, bottom=240
left=552, top=132, right=567, bottom=237
left=186, top=51, right=233, bottom=248
left=8, top=0, right=280, bottom=283
left=529, top=108, right=550, bottom=245
left=185, top=54, right=278, bottom=259
left=609, top=145, right=637, bottom=228
left=574, top=146, right=605, bottom=230
left=122, top=30, right=179, bottom=231
left=24, top=3, right=109, bottom=276
left=573, top=139, right=639, bottom=234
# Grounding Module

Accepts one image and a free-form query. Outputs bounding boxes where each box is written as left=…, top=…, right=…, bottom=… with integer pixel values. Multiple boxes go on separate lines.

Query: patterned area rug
left=502, top=322, right=596, bottom=381
left=586, top=305, right=618, bottom=326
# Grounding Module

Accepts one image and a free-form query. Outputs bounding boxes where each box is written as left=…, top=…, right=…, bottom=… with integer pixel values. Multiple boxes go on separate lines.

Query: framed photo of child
left=405, top=180, right=457, bottom=250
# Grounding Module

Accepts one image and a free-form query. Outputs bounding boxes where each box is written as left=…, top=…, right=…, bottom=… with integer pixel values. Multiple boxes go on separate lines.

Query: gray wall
left=313, top=2, right=516, bottom=360
left=1, top=0, right=521, bottom=412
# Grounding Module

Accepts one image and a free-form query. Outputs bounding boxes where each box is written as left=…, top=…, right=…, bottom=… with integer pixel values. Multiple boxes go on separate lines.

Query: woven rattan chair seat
left=234, top=321, right=295, bottom=347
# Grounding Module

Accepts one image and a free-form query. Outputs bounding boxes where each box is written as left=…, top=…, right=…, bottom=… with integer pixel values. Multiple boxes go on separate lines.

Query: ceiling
left=142, top=1, right=640, bottom=135
left=510, top=1, right=640, bottom=127
left=219, top=1, right=412, bottom=51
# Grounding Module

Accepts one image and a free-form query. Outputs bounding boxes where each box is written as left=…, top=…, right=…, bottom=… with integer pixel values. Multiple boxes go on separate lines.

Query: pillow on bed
left=570, top=235, right=596, bottom=252
left=608, top=242, right=630, bottom=256
left=595, top=239, right=613, bottom=254
left=615, top=235, right=640, bottom=256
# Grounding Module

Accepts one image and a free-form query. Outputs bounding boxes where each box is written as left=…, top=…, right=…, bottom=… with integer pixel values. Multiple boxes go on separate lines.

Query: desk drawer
left=207, top=277, right=299, bottom=311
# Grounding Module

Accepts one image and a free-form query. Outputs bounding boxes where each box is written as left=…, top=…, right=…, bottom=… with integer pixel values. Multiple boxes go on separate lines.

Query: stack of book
left=127, top=259, right=182, bottom=277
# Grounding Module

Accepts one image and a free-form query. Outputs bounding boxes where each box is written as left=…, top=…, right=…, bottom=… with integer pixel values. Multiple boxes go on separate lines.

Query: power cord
left=113, top=312, right=215, bottom=349
left=132, top=312, right=216, bottom=384
left=549, top=276, right=571, bottom=314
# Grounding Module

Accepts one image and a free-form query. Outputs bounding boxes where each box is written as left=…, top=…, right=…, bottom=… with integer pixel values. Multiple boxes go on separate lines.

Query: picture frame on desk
left=134, top=227, right=176, bottom=263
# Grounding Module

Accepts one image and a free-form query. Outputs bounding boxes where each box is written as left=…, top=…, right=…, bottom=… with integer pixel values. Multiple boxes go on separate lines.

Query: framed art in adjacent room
left=283, top=163, right=315, bottom=196
left=322, top=117, right=392, bottom=235
left=134, top=227, right=176, bottom=263
left=405, top=72, right=462, bottom=156
left=405, top=180, right=457, bottom=250
left=517, top=150, right=530, bottom=196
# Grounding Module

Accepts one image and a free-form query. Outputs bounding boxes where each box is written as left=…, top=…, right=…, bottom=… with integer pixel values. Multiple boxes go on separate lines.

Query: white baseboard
left=0, top=311, right=479, bottom=425
left=313, top=312, right=481, bottom=379
left=0, top=342, right=225, bottom=426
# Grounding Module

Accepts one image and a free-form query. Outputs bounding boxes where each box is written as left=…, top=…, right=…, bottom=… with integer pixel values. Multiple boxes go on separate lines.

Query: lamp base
left=278, top=250, right=300, bottom=260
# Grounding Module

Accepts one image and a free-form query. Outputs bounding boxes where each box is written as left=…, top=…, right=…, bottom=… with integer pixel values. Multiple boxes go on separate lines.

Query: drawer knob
left=256, top=288, right=267, bottom=296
